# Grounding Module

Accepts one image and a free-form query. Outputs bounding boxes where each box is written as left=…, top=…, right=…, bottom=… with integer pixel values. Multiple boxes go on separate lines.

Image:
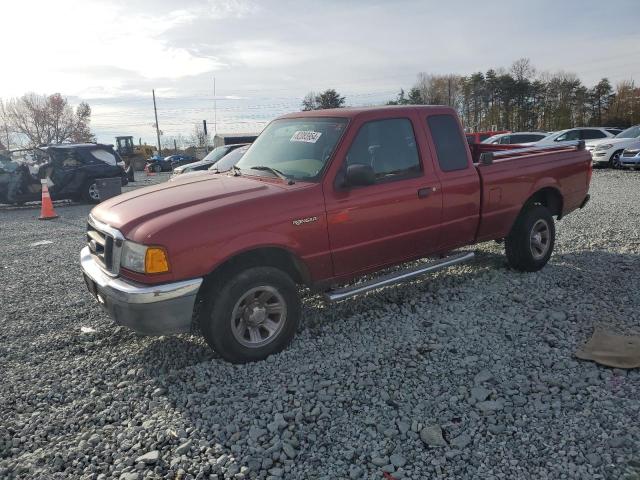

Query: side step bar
left=324, top=251, right=475, bottom=302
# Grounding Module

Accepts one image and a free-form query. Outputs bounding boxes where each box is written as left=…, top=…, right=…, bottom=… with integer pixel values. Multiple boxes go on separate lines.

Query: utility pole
left=152, top=89, right=162, bottom=156
left=213, top=77, right=217, bottom=136
left=174, top=139, right=177, bottom=153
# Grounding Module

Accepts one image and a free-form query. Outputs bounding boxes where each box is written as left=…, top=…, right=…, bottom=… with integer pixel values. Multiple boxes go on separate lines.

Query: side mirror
left=344, top=164, right=375, bottom=188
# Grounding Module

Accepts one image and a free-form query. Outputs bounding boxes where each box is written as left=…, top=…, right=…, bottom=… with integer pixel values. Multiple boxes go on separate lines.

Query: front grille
left=87, top=216, right=123, bottom=276
left=87, top=227, right=112, bottom=269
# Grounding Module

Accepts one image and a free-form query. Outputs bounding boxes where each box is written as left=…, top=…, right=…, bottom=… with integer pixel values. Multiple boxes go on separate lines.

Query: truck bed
left=473, top=141, right=592, bottom=242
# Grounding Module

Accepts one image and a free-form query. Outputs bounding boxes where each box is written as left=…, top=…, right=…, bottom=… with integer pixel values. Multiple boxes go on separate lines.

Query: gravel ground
left=1, top=169, right=639, bottom=480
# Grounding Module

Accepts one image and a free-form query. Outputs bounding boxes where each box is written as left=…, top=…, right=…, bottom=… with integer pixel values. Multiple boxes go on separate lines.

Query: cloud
left=2, top=0, right=638, bottom=145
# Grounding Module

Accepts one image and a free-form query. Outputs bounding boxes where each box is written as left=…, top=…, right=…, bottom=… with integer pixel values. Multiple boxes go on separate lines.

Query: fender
left=204, top=230, right=303, bottom=274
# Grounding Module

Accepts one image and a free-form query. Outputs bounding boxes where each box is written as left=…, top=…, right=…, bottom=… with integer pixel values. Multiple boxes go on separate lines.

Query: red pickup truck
left=80, top=106, right=591, bottom=363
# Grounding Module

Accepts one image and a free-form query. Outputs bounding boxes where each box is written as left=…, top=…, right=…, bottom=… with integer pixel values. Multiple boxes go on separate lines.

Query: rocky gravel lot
left=1, top=170, right=639, bottom=480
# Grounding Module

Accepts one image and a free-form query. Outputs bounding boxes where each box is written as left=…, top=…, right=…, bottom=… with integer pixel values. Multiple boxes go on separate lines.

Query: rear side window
left=345, top=118, right=421, bottom=182
left=581, top=129, right=606, bottom=140
left=427, top=115, right=469, bottom=171
left=510, top=134, right=544, bottom=143
left=91, top=149, right=117, bottom=165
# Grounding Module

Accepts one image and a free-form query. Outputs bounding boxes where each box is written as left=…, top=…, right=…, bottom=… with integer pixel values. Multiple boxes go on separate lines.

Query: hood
left=91, top=173, right=288, bottom=235
left=586, top=137, right=634, bottom=147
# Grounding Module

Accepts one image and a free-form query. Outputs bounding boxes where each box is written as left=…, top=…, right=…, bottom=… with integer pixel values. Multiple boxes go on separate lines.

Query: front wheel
left=505, top=205, right=555, bottom=272
left=609, top=150, right=623, bottom=169
left=200, top=267, right=300, bottom=363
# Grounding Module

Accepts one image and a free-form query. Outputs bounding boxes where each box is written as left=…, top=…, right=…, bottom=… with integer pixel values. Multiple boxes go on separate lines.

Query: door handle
left=418, top=187, right=435, bottom=199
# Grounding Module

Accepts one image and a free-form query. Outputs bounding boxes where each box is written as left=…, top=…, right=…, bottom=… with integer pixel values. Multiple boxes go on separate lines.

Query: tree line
left=304, top=59, right=640, bottom=132
left=386, top=58, right=640, bottom=132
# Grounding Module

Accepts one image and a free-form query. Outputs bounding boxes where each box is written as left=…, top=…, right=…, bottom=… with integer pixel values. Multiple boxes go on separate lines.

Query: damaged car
left=0, top=143, right=128, bottom=205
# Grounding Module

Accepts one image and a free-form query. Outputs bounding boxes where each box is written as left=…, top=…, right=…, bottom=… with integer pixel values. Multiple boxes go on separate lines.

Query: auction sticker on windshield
left=291, top=131, right=322, bottom=143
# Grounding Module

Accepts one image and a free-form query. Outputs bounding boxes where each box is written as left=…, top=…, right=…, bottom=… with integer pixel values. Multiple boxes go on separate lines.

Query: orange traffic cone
left=39, top=179, right=58, bottom=220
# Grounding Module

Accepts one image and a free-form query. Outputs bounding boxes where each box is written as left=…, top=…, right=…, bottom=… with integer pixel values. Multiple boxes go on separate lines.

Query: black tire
left=121, top=173, right=129, bottom=186
left=126, top=165, right=135, bottom=182
left=200, top=266, right=300, bottom=363
left=609, top=150, right=623, bottom=169
left=505, top=205, right=555, bottom=272
left=82, top=180, right=100, bottom=204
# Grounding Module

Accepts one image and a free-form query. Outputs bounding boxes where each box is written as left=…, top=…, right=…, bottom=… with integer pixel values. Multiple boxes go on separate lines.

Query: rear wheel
left=200, top=266, right=300, bottom=363
left=505, top=205, right=555, bottom=272
left=82, top=180, right=100, bottom=203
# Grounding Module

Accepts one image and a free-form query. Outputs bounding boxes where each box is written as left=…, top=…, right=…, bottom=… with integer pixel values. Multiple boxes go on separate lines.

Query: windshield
left=211, top=145, right=250, bottom=172
left=202, top=146, right=230, bottom=163
left=615, top=125, right=640, bottom=139
left=235, top=117, right=348, bottom=181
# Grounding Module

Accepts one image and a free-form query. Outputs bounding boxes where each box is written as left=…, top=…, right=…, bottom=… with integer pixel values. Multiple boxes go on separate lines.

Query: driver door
left=324, top=116, right=442, bottom=277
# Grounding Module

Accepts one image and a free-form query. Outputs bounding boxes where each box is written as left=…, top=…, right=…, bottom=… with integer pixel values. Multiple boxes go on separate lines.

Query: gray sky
left=2, top=0, right=639, bottom=145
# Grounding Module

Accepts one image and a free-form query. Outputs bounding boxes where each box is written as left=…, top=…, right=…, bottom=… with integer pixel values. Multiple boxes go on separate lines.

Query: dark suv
left=166, top=154, right=197, bottom=170
left=0, top=143, right=127, bottom=205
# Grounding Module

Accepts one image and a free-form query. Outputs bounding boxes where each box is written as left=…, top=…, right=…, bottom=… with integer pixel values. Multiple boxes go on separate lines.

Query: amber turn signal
left=145, top=247, right=170, bottom=273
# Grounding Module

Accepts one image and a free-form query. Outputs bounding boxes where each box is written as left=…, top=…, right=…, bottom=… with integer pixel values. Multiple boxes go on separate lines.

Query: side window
left=90, top=149, right=117, bottom=165
left=55, top=150, right=82, bottom=167
left=345, top=118, right=420, bottom=182
left=556, top=130, right=580, bottom=141
left=510, top=134, right=538, bottom=143
left=581, top=130, right=606, bottom=140
left=427, top=114, right=469, bottom=171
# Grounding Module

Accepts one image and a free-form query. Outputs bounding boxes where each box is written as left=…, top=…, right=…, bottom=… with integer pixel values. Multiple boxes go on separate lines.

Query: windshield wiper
left=230, top=165, right=242, bottom=176
left=247, top=165, right=295, bottom=184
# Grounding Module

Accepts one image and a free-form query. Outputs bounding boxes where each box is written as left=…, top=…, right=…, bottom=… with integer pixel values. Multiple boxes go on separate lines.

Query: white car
left=534, top=127, right=616, bottom=145
left=586, top=125, right=640, bottom=168
left=482, top=132, right=548, bottom=145
left=620, top=141, right=640, bottom=169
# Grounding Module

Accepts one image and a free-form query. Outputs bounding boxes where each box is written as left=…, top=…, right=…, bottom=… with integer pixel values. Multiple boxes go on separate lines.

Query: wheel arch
left=525, top=186, right=564, bottom=218
left=193, top=246, right=311, bottom=329
left=506, top=186, right=563, bottom=238
left=200, top=245, right=311, bottom=289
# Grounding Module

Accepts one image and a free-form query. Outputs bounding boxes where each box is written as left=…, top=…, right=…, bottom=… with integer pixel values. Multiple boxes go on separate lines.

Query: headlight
left=595, top=144, right=613, bottom=151
left=121, top=241, right=170, bottom=274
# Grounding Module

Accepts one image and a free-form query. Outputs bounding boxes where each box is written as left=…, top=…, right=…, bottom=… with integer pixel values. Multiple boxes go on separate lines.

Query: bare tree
left=0, top=100, right=16, bottom=150
left=1, top=93, right=94, bottom=147
left=510, top=58, right=536, bottom=81
left=301, top=92, right=317, bottom=111
left=190, top=124, right=210, bottom=148
left=162, top=134, right=186, bottom=153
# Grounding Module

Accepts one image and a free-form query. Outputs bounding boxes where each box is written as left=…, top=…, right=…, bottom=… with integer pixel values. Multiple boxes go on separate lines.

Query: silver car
left=620, top=144, right=640, bottom=169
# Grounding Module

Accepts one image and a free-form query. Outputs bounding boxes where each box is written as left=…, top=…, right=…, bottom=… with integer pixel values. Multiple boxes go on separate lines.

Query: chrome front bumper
left=80, top=246, right=203, bottom=335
